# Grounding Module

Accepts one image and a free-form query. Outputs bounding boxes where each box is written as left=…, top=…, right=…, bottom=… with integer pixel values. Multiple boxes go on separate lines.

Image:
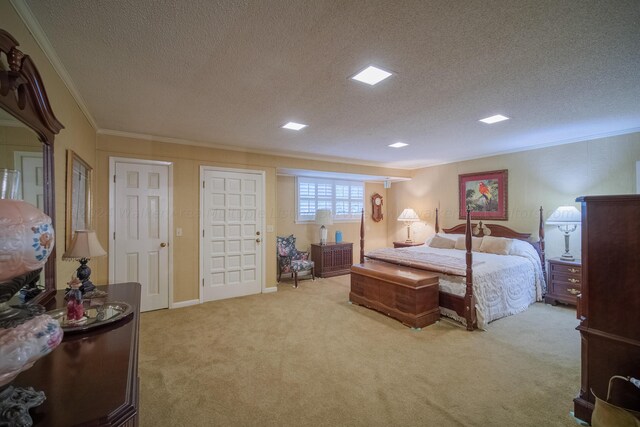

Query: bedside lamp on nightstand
left=315, top=209, right=333, bottom=245
left=546, top=206, right=581, bottom=261
left=397, top=208, right=420, bottom=243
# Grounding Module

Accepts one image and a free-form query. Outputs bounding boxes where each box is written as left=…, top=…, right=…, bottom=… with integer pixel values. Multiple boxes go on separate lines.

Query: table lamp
left=62, top=230, right=107, bottom=293
left=546, top=206, right=581, bottom=261
left=397, top=208, right=420, bottom=243
left=315, top=209, right=333, bottom=245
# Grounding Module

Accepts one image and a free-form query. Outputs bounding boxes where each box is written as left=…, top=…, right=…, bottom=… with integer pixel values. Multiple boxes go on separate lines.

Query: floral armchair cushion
left=277, top=235, right=312, bottom=274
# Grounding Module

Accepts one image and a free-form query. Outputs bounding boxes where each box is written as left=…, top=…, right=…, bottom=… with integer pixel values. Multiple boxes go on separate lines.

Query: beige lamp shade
left=63, top=230, right=107, bottom=260
left=546, top=206, right=581, bottom=225
left=397, top=208, right=420, bottom=222
left=315, top=209, right=333, bottom=226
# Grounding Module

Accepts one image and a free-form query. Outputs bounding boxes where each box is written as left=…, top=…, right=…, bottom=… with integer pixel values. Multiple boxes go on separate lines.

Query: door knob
left=256, top=231, right=261, bottom=236
left=256, top=238, right=261, bottom=243
left=160, top=242, right=167, bottom=248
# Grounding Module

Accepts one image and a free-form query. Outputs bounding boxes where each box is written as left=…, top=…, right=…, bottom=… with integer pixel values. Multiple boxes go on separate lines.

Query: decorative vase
left=0, top=312, right=63, bottom=387
left=335, top=230, right=343, bottom=243
left=0, top=200, right=54, bottom=282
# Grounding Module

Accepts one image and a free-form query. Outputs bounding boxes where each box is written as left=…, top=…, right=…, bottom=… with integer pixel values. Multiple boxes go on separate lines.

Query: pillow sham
left=424, top=233, right=462, bottom=245
left=479, top=236, right=513, bottom=255
left=428, top=234, right=457, bottom=249
left=454, top=236, right=483, bottom=251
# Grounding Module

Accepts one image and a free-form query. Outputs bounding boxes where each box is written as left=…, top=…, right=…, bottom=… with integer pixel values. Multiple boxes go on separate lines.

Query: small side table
left=393, top=241, right=424, bottom=248
left=545, top=258, right=582, bottom=306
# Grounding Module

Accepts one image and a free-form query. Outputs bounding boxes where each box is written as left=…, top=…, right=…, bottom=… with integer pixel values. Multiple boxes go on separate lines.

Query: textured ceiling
left=22, top=0, right=640, bottom=168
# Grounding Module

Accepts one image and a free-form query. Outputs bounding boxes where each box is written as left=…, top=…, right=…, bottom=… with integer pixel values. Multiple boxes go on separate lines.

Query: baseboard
left=262, top=286, right=278, bottom=294
left=171, top=299, right=200, bottom=309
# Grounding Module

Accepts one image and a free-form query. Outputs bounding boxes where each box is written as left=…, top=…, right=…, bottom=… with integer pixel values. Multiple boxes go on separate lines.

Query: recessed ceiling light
left=282, top=122, right=308, bottom=131
left=388, top=142, right=408, bottom=148
left=351, top=65, right=393, bottom=86
left=479, top=114, right=510, bottom=124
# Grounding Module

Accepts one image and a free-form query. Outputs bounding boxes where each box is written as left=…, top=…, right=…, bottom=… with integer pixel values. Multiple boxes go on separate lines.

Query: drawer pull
left=568, top=288, right=580, bottom=295
left=568, top=268, right=579, bottom=273
left=568, top=278, right=580, bottom=284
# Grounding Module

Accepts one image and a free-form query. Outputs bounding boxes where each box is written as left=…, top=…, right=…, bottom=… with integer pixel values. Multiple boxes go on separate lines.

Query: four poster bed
left=350, top=207, right=547, bottom=330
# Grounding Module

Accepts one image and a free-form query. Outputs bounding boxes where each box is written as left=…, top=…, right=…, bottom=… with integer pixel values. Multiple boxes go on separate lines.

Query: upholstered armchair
left=276, top=235, right=314, bottom=288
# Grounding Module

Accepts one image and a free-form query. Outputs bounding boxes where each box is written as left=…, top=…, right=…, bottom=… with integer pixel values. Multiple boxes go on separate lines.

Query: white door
left=201, top=168, right=264, bottom=302
left=110, top=159, right=171, bottom=312
left=14, top=151, right=44, bottom=209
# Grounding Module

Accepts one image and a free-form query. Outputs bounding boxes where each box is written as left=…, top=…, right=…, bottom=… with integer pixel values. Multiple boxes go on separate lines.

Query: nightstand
left=310, top=242, right=353, bottom=278
left=393, top=241, right=424, bottom=248
left=545, top=258, right=582, bottom=306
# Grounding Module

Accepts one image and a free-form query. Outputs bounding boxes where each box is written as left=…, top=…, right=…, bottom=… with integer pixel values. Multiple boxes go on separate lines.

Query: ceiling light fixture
left=281, top=122, right=308, bottom=131
left=351, top=65, right=393, bottom=86
left=479, top=114, right=510, bottom=124
left=388, top=142, right=408, bottom=148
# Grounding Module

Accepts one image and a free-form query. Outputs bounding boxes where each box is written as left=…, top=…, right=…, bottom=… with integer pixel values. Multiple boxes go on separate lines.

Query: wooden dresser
left=311, top=242, right=353, bottom=277
left=545, top=258, right=582, bottom=306
left=573, top=195, right=640, bottom=423
left=14, top=282, right=141, bottom=426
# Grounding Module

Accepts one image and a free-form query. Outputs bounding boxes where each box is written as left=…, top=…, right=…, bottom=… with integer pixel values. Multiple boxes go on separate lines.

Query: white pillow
left=424, top=233, right=461, bottom=245
left=429, top=234, right=457, bottom=249
left=479, top=236, right=513, bottom=255
left=454, top=236, right=483, bottom=251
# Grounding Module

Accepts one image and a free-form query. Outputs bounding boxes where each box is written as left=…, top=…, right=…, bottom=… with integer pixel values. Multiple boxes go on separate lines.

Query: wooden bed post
left=539, top=206, right=547, bottom=288
left=435, top=208, right=439, bottom=233
left=464, top=206, right=476, bottom=330
left=360, top=209, right=365, bottom=264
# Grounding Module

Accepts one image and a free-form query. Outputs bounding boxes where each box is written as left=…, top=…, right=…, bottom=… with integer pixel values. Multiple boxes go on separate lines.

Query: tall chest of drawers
left=545, top=258, right=582, bottom=306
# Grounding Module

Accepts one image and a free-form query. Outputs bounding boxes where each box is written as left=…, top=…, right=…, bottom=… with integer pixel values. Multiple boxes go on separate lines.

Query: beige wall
left=276, top=176, right=389, bottom=263
left=387, top=132, right=640, bottom=260
left=95, top=133, right=409, bottom=303
left=1, top=1, right=97, bottom=288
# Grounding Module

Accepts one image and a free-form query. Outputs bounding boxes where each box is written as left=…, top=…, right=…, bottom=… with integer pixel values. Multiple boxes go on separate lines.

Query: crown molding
left=403, top=126, right=640, bottom=171
left=9, top=0, right=97, bottom=130
left=96, top=128, right=412, bottom=172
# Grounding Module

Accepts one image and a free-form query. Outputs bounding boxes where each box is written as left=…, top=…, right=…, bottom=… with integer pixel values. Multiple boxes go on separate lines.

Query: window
left=296, top=177, right=364, bottom=222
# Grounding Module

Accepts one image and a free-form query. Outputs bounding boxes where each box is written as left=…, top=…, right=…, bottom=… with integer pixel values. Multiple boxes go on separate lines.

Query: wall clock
left=371, top=193, right=383, bottom=222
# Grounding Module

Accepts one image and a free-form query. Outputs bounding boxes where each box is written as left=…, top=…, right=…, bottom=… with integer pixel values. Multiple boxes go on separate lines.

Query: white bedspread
left=365, top=243, right=544, bottom=329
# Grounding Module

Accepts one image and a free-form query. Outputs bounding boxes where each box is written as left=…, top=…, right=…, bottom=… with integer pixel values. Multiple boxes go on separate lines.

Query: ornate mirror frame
left=65, top=150, right=92, bottom=249
left=0, top=29, right=64, bottom=303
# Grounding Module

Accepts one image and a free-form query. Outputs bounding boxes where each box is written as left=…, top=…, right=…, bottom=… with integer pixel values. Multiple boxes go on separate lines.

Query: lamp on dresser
left=315, top=209, right=333, bottom=245
left=546, top=206, right=581, bottom=261
left=62, top=230, right=107, bottom=293
left=397, top=208, right=420, bottom=243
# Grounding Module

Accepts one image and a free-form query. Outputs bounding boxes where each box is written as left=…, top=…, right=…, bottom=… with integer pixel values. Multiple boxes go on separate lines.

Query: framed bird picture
left=458, top=169, right=508, bottom=220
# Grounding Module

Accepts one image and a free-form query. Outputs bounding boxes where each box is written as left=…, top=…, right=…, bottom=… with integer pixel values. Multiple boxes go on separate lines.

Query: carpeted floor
left=139, top=275, right=581, bottom=426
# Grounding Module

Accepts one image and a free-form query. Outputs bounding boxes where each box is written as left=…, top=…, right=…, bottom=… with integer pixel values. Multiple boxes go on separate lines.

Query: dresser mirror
left=0, top=28, right=64, bottom=303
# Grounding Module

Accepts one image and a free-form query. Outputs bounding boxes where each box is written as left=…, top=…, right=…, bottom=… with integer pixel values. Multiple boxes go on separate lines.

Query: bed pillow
left=428, top=234, right=457, bottom=249
left=454, top=236, right=483, bottom=251
left=479, top=236, right=514, bottom=255
left=425, top=233, right=461, bottom=245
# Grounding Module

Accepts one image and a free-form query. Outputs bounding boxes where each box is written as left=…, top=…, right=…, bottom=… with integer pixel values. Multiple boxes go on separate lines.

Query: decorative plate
left=47, top=301, right=133, bottom=333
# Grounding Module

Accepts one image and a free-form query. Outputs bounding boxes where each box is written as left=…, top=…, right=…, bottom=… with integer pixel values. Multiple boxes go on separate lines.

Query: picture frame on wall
left=65, top=150, right=92, bottom=250
left=458, top=169, right=508, bottom=220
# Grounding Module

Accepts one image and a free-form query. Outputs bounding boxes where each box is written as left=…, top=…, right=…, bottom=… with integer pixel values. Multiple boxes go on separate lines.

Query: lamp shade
left=315, top=209, right=333, bottom=226
left=63, top=230, right=106, bottom=260
left=546, top=206, right=581, bottom=225
left=397, top=208, right=420, bottom=222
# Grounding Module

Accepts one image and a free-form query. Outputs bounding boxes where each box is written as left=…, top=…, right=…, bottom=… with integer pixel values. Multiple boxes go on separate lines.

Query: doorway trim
left=199, top=165, right=267, bottom=303
left=109, top=156, right=175, bottom=308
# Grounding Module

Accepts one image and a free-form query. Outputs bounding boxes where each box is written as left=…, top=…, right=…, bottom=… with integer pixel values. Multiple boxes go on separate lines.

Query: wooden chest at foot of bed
left=350, top=262, right=440, bottom=328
